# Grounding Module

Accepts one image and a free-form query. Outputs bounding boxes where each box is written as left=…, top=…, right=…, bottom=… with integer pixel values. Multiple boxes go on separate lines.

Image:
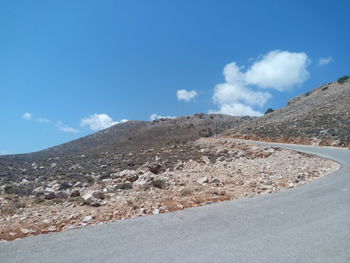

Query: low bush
left=337, top=75, right=349, bottom=84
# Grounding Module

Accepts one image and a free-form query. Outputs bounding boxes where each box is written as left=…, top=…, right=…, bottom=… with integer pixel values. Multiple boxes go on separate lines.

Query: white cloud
left=22, top=112, right=51, bottom=123
left=149, top=113, right=176, bottom=121
left=0, top=149, right=11, bottom=155
left=22, top=112, right=32, bottom=120
left=211, top=50, right=310, bottom=116
left=318, top=57, right=332, bottom=66
left=80, top=113, right=126, bottom=131
left=245, top=50, right=310, bottom=91
left=56, top=121, right=79, bottom=133
left=36, top=118, right=51, bottom=123
left=177, top=89, right=197, bottom=102
left=210, top=103, right=263, bottom=117
left=213, top=83, right=271, bottom=107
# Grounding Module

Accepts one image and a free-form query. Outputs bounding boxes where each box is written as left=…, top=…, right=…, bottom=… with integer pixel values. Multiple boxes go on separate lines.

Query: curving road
left=1, top=142, right=349, bottom=263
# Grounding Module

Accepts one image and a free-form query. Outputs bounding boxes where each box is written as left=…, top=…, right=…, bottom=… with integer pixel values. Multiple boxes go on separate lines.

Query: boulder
left=32, top=186, right=45, bottom=196
left=70, top=189, right=81, bottom=197
left=82, top=190, right=104, bottom=206
left=118, top=170, right=139, bottom=182
left=55, top=191, right=67, bottom=199
left=44, top=188, right=56, bottom=199
left=145, top=162, right=162, bottom=174
left=133, top=172, right=155, bottom=191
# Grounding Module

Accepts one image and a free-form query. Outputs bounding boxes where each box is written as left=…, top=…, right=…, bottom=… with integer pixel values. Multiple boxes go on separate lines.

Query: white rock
left=20, top=228, right=36, bottom=234
left=83, top=216, right=93, bottom=222
left=21, top=179, right=30, bottom=185
left=47, top=225, right=57, bottom=232
left=197, top=177, right=208, bottom=185
left=52, top=183, right=61, bottom=191
left=152, top=209, right=160, bottom=215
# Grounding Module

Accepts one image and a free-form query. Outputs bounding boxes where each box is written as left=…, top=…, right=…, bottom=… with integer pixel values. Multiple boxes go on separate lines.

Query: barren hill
left=0, top=114, right=253, bottom=190
left=223, top=77, right=350, bottom=147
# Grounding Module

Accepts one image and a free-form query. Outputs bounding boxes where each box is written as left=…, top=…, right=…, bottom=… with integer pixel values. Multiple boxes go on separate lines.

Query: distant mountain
left=223, top=77, right=350, bottom=147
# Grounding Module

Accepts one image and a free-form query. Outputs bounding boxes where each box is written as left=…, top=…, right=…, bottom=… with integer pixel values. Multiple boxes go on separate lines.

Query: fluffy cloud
left=210, top=103, right=263, bottom=117
left=213, top=83, right=271, bottom=107
left=56, top=121, right=79, bottom=133
left=211, top=50, right=310, bottom=116
left=149, top=113, right=176, bottom=121
left=177, top=89, right=197, bottom=102
left=245, top=50, right=310, bottom=91
left=22, top=112, right=32, bottom=120
left=80, top=113, right=127, bottom=131
left=318, top=57, right=332, bottom=66
left=22, top=112, right=51, bottom=123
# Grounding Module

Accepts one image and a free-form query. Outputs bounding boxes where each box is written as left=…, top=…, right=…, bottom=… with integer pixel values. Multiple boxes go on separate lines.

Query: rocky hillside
left=223, top=77, right=350, bottom=147
left=0, top=138, right=339, bottom=241
left=0, top=114, right=253, bottom=194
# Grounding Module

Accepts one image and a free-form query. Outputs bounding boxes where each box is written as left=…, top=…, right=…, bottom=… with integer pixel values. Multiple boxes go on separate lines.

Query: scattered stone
left=20, top=228, right=36, bottom=234
left=197, top=177, right=208, bottom=185
left=70, top=189, right=80, bottom=197
left=47, top=225, right=56, bottom=232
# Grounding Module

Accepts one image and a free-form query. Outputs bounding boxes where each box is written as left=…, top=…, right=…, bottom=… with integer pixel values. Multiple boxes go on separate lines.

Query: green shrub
left=337, top=75, right=349, bottom=84
left=33, top=197, right=45, bottom=204
left=264, top=108, right=274, bottom=114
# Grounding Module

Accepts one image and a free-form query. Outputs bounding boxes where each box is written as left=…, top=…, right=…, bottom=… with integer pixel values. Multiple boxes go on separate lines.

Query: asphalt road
left=1, top=142, right=349, bottom=263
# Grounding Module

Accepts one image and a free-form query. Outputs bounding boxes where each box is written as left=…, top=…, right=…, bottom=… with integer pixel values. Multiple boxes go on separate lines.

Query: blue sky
left=1, top=0, right=349, bottom=154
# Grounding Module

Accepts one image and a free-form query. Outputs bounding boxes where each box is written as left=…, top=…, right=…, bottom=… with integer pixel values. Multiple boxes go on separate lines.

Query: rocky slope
left=223, top=77, right=350, bottom=147
left=0, top=114, right=253, bottom=196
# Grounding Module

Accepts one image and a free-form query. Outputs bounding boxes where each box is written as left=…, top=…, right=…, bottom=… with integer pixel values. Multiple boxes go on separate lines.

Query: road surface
left=1, top=142, right=349, bottom=263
